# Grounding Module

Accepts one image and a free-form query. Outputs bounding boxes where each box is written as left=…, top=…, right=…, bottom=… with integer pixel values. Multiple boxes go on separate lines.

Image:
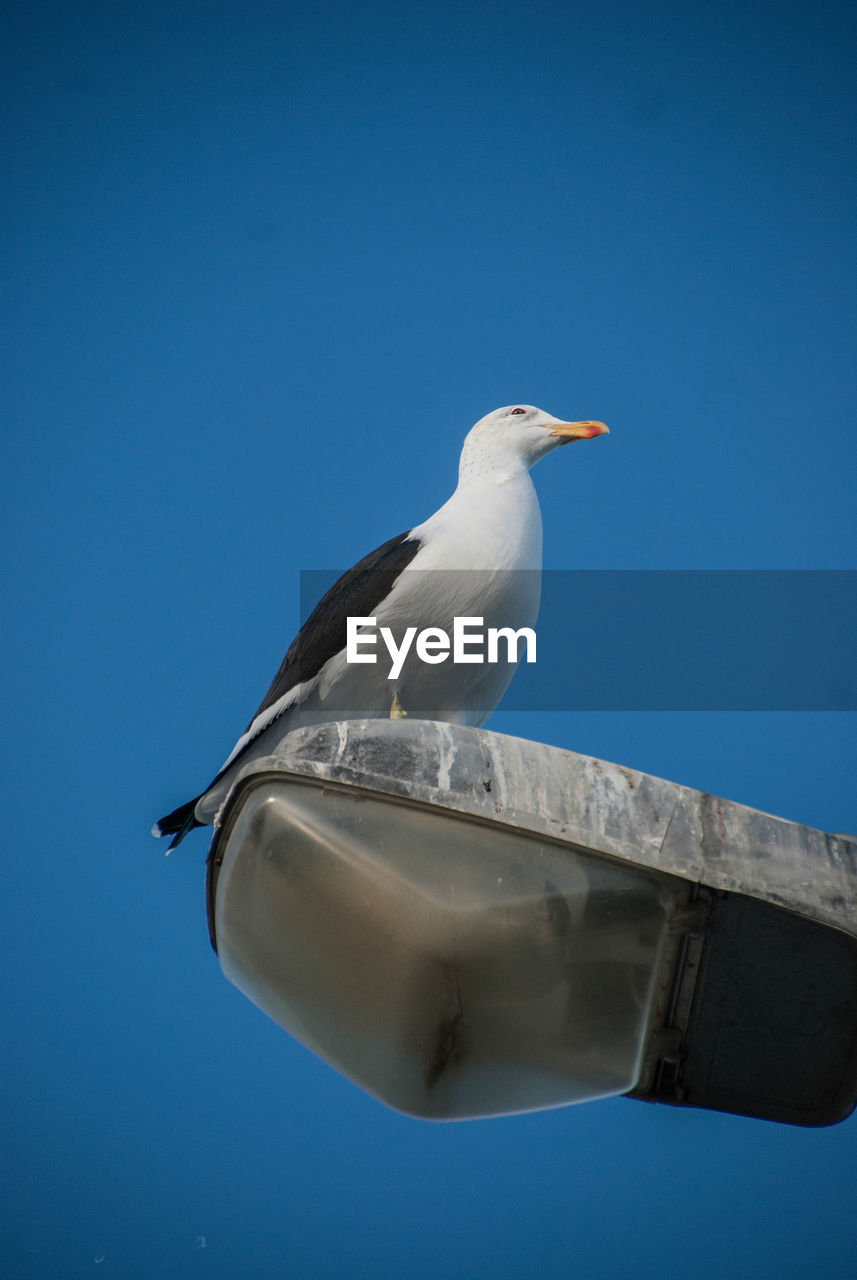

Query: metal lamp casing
left=206, top=721, right=857, bottom=1126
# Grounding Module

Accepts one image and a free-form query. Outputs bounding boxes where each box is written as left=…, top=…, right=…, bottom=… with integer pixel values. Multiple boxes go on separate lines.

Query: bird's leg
left=390, top=691, right=408, bottom=719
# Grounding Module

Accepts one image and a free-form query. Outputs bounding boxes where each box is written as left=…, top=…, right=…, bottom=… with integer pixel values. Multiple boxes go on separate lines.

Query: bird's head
left=463, top=404, right=609, bottom=473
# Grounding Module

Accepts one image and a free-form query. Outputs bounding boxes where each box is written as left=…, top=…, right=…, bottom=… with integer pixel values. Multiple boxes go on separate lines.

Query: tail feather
left=152, top=797, right=203, bottom=851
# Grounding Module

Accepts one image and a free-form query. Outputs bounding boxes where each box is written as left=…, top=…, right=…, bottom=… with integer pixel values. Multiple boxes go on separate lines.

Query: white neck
left=456, top=437, right=533, bottom=489
left=411, top=451, right=542, bottom=573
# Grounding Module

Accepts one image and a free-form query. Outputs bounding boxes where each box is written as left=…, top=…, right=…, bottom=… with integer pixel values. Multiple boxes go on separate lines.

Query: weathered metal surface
left=220, top=719, right=857, bottom=939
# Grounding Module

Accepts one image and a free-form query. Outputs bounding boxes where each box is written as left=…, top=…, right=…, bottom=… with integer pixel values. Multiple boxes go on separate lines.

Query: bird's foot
left=390, top=692, right=408, bottom=719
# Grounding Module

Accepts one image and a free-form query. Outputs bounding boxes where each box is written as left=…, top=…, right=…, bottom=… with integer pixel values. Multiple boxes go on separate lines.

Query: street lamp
left=205, top=720, right=857, bottom=1126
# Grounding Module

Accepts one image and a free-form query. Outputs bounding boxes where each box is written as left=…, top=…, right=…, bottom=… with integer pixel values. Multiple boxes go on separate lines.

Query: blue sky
left=5, top=1, right=857, bottom=1276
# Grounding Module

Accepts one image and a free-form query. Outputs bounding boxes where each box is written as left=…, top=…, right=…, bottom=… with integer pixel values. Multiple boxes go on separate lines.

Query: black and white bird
left=153, top=404, right=608, bottom=848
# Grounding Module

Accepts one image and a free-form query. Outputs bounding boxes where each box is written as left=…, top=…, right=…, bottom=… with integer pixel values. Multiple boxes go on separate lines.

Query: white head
left=458, top=404, right=609, bottom=482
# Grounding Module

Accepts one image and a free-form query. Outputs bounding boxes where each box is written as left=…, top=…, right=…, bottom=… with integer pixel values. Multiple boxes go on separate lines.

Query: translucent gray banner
left=297, top=570, right=857, bottom=712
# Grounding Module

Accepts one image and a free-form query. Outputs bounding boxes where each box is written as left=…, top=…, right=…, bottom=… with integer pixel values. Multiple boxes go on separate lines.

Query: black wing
left=246, top=530, right=422, bottom=728
left=153, top=530, right=422, bottom=849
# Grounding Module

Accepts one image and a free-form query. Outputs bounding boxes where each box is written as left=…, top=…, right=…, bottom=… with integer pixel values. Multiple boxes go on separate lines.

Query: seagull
left=153, top=404, right=608, bottom=848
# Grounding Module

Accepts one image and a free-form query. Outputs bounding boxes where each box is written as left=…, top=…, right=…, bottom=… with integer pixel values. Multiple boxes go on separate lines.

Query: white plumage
left=153, top=404, right=608, bottom=847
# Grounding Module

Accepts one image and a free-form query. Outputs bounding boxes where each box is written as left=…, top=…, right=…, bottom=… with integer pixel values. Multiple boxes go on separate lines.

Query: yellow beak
left=548, top=420, right=610, bottom=441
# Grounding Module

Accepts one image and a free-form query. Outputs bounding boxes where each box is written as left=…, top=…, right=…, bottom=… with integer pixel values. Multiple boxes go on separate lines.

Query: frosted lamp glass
left=213, top=780, right=674, bottom=1120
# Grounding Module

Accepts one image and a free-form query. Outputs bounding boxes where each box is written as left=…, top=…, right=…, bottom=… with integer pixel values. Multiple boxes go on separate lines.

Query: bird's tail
left=151, top=797, right=203, bottom=851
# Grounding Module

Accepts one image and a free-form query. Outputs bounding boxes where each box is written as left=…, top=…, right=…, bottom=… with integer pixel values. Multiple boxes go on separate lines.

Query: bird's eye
left=509, top=407, right=526, bottom=415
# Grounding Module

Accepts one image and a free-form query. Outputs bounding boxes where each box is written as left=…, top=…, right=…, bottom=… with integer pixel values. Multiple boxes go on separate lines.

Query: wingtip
left=152, top=796, right=202, bottom=850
